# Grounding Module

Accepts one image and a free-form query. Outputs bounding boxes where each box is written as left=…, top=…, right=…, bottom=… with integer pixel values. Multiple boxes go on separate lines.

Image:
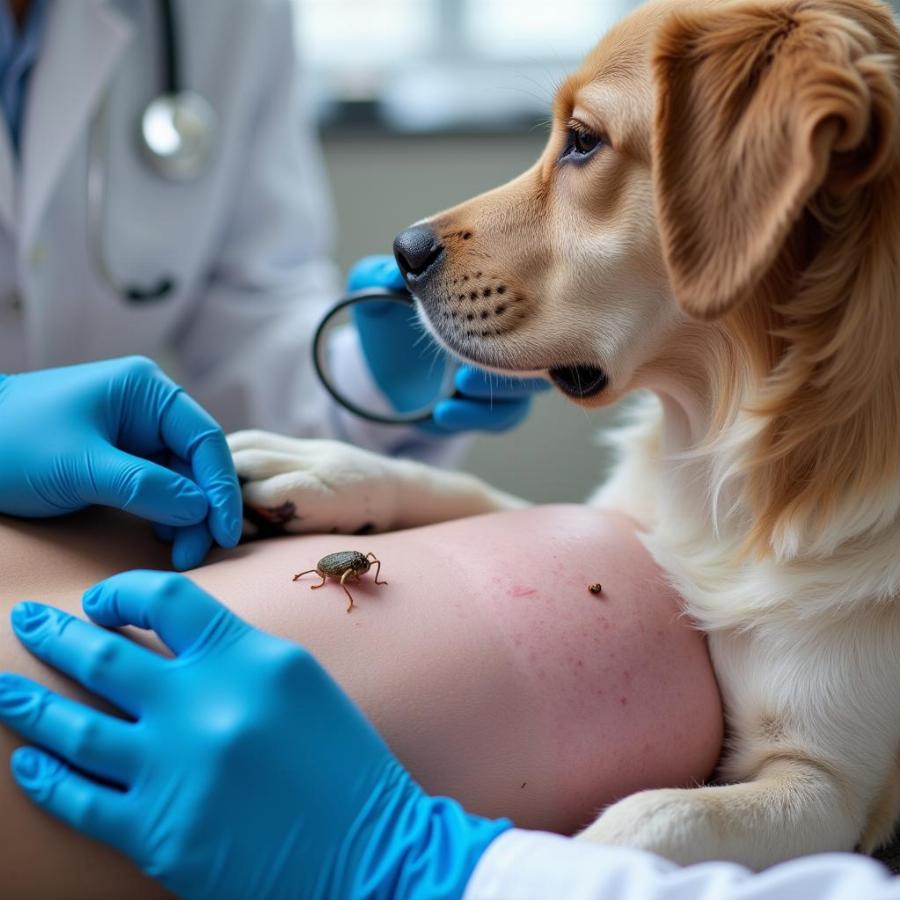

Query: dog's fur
left=231, top=0, right=900, bottom=869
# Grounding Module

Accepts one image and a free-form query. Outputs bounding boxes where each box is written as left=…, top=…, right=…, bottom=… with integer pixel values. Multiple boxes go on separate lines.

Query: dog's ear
left=652, top=1, right=898, bottom=320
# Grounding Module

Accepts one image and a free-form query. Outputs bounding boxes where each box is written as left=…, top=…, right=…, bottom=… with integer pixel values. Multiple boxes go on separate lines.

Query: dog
left=228, top=0, right=900, bottom=869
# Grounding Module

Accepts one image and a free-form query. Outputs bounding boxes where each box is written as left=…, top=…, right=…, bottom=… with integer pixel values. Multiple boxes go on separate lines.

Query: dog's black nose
left=393, top=225, right=442, bottom=279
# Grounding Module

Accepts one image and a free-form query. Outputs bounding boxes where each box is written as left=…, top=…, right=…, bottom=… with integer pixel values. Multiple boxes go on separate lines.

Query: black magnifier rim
left=313, top=287, right=447, bottom=426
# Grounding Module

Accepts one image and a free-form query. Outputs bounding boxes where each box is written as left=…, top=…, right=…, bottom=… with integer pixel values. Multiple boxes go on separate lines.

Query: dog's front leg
left=228, top=430, right=526, bottom=536
left=579, top=622, right=900, bottom=869
left=577, top=756, right=866, bottom=869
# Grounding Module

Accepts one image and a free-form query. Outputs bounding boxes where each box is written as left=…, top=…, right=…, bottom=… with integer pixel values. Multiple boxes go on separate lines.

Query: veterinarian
left=0, top=1, right=544, bottom=445
left=0, top=0, right=546, bottom=566
left=0, top=573, right=897, bottom=900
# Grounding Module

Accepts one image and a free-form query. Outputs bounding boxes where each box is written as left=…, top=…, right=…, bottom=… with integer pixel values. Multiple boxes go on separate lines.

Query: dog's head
left=396, top=0, right=900, bottom=554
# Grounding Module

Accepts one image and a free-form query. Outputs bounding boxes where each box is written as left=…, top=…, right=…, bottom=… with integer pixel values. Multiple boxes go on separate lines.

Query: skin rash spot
left=509, top=585, right=538, bottom=598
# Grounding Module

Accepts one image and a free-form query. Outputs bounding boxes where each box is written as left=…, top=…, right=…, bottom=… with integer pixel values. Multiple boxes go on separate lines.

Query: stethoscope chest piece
left=140, top=91, right=217, bottom=181
left=88, top=0, right=221, bottom=301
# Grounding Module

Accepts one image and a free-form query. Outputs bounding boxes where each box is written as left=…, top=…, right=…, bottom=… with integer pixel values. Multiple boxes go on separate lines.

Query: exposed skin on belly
left=0, top=505, right=722, bottom=899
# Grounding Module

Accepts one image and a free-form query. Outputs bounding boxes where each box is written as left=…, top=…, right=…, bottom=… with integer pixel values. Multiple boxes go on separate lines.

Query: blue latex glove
left=150, top=454, right=217, bottom=570
left=0, top=357, right=241, bottom=569
left=348, top=255, right=549, bottom=433
left=0, top=573, right=511, bottom=900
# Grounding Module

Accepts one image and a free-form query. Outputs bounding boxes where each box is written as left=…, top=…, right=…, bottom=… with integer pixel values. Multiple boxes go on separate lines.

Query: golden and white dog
left=229, top=0, right=900, bottom=869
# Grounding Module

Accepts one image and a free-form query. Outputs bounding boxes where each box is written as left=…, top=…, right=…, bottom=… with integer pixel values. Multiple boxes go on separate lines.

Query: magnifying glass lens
left=316, top=294, right=459, bottom=425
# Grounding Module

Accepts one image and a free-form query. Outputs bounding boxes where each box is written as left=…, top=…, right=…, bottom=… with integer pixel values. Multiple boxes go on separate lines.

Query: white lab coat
left=0, top=0, right=426, bottom=455
left=464, top=830, right=900, bottom=900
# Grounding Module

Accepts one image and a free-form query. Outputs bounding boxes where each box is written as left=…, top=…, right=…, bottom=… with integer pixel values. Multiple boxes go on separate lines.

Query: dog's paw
left=578, top=787, right=723, bottom=866
left=227, top=431, right=401, bottom=536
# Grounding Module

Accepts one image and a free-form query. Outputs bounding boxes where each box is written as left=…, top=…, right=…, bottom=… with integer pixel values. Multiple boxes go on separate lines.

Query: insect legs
left=339, top=569, right=359, bottom=612
left=365, top=552, right=388, bottom=585
left=293, top=569, right=327, bottom=589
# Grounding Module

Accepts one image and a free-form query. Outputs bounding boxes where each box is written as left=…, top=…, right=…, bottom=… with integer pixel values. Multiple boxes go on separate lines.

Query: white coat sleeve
left=170, top=0, right=459, bottom=465
left=463, top=830, right=900, bottom=900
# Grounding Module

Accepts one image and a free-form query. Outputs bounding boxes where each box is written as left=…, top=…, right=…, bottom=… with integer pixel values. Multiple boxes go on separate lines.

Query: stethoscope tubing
left=313, top=287, right=462, bottom=427
left=88, top=0, right=216, bottom=304
left=157, top=0, right=178, bottom=94
left=88, top=95, right=177, bottom=303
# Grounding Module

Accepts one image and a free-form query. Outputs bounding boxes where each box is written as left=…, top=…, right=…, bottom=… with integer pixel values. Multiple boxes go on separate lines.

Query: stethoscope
left=87, top=0, right=218, bottom=303
left=313, top=288, right=465, bottom=426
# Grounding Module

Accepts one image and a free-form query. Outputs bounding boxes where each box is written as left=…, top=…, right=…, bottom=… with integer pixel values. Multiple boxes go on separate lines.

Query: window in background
left=292, top=0, right=638, bottom=131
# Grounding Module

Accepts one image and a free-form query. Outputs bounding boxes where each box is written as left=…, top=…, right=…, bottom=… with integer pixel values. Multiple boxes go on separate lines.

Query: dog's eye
left=562, top=122, right=605, bottom=161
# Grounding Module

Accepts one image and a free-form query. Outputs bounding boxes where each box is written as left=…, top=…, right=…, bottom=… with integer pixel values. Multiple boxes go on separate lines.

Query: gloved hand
left=0, top=573, right=511, bottom=900
left=0, top=356, right=241, bottom=569
left=151, top=454, right=223, bottom=571
left=349, top=255, right=549, bottom=433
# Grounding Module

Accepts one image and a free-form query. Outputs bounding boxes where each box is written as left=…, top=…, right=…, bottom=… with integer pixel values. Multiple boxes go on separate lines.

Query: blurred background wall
left=293, top=0, right=900, bottom=503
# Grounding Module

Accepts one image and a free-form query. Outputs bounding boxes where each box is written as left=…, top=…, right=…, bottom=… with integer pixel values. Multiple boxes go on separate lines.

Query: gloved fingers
left=10, top=602, right=163, bottom=716
left=454, top=366, right=551, bottom=400
left=351, top=296, right=419, bottom=324
left=152, top=514, right=215, bottom=571
left=81, top=570, right=246, bottom=657
left=158, top=391, right=242, bottom=550
left=346, top=254, right=407, bottom=292
left=431, top=397, right=532, bottom=433
left=352, top=298, right=448, bottom=414
left=171, top=523, right=214, bottom=572
left=82, top=447, right=208, bottom=526
left=163, top=455, right=216, bottom=571
left=153, top=523, right=175, bottom=543
left=10, top=747, right=131, bottom=854
left=0, top=673, right=138, bottom=785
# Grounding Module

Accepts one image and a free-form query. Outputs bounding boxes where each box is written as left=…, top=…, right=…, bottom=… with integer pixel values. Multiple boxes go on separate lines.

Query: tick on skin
left=293, top=551, right=387, bottom=613
left=588, top=583, right=603, bottom=595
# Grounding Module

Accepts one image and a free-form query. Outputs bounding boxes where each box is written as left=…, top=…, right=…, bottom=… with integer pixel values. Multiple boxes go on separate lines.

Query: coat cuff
left=462, top=828, right=900, bottom=900
left=461, top=829, right=672, bottom=900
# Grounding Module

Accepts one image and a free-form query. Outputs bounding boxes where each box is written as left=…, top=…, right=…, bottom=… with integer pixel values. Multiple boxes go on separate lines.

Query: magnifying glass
left=313, top=288, right=463, bottom=426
